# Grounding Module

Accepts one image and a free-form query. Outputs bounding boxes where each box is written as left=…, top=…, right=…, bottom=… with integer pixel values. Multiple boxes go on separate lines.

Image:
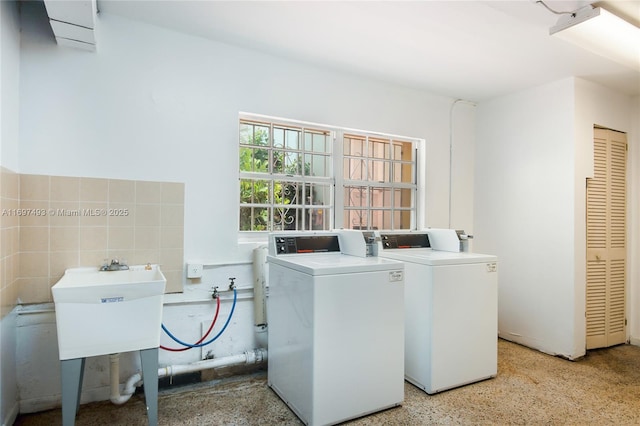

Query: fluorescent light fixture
left=550, top=6, right=640, bottom=71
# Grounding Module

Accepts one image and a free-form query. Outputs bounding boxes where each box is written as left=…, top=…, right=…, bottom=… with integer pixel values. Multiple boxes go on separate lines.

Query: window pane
left=306, top=206, right=330, bottom=230
left=369, top=160, right=390, bottom=182
left=393, top=142, right=402, bottom=159
left=272, top=150, right=283, bottom=173
left=395, top=188, right=413, bottom=208
left=393, top=162, right=413, bottom=183
left=285, top=128, right=300, bottom=149
left=239, top=179, right=271, bottom=204
left=306, top=183, right=331, bottom=206
left=240, top=122, right=269, bottom=146
left=370, top=187, right=391, bottom=208
left=239, top=147, right=252, bottom=172
left=344, top=157, right=366, bottom=180
left=273, top=127, right=284, bottom=148
left=274, top=150, right=301, bottom=175
left=370, top=138, right=389, bottom=159
left=371, top=209, right=391, bottom=230
left=397, top=209, right=412, bottom=229
left=344, top=135, right=365, bottom=156
left=239, top=206, right=269, bottom=231
left=285, top=152, right=301, bottom=174
left=305, top=154, right=330, bottom=177
left=304, top=132, right=312, bottom=152
left=273, top=206, right=300, bottom=230
left=239, top=147, right=269, bottom=173
left=305, top=130, right=331, bottom=153
left=313, top=132, right=327, bottom=153
left=392, top=140, right=412, bottom=160
left=345, top=186, right=367, bottom=207
left=344, top=209, right=368, bottom=230
left=274, top=180, right=301, bottom=206
left=274, top=126, right=301, bottom=149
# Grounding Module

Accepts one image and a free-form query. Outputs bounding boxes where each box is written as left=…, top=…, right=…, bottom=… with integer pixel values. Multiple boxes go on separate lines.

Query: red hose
left=160, top=296, right=221, bottom=352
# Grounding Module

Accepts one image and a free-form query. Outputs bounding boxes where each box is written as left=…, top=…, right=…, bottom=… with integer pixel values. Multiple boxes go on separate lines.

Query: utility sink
left=52, top=265, right=166, bottom=360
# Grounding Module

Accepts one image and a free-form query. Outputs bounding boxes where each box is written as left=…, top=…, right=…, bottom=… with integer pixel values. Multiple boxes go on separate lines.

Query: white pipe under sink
left=109, top=348, right=268, bottom=405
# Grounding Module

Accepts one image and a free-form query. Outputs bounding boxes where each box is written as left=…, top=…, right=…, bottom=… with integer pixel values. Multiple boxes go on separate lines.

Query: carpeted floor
left=15, top=339, right=640, bottom=425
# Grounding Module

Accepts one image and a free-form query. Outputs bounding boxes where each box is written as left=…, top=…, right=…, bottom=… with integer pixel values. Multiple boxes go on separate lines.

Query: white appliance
left=377, top=230, right=498, bottom=394
left=267, top=230, right=405, bottom=426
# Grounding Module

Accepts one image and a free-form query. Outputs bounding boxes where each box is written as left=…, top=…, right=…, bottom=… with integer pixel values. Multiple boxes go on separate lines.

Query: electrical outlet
left=187, top=263, right=203, bottom=278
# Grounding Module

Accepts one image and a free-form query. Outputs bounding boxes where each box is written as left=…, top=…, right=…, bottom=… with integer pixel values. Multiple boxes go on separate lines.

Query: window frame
left=338, top=131, right=418, bottom=230
left=238, top=113, right=424, bottom=240
left=239, top=117, right=334, bottom=234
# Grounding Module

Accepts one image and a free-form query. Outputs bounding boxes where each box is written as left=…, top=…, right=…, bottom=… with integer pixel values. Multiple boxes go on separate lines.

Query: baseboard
left=629, top=336, right=640, bottom=347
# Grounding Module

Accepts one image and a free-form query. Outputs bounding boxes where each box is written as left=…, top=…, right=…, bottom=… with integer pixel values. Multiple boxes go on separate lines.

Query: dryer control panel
left=273, top=235, right=341, bottom=255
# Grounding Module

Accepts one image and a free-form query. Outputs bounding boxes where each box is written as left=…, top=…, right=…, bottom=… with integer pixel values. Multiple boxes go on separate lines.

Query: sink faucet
left=101, top=259, right=129, bottom=271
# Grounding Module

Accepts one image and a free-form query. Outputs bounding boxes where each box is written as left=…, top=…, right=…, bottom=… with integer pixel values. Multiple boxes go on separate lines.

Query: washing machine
left=267, top=230, right=405, bottom=426
left=377, top=229, right=498, bottom=394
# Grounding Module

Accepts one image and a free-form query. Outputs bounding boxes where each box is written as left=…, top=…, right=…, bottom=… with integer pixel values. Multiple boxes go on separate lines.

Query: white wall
left=18, top=4, right=471, bottom=261
left=1, top=0, right=21, bottom=424
left=15, top=2, right=476, bottom=410
left=475, top=78, right=577, bottom=358
left=1, top=0, right=20, bottom=170
left=475, top=77, right=637, bottom=359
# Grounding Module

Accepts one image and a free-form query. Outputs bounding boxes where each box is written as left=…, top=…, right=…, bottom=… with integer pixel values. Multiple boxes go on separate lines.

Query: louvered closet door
left=586, top=128, right=627, bottom=350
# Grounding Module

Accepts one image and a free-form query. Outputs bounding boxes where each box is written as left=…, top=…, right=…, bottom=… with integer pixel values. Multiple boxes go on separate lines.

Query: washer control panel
left=273, top=235, right=341, bottom=255
left=380, top=233, right=430, bottom=249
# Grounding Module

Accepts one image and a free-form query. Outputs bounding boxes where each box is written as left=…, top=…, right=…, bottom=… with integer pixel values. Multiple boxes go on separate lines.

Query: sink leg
left=61, top=357, right=85, bottom=426
left=140, top=348, right=159, bottom=426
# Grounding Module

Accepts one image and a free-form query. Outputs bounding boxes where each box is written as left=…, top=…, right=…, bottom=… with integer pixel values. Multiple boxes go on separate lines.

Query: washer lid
left=267, top=253, right=404, bottom=275
left=380, top=249, right=497, bottom=265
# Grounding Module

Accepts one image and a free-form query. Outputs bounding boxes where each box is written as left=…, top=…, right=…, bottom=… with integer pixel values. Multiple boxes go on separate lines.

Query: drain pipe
left=109, top=348, right=267, bottom=405
left=109, top=354, right=123, bottom=403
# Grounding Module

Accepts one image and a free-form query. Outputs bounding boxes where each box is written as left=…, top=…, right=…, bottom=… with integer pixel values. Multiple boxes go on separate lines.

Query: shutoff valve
left=211, top=286, right=219, bottom=299
left=228, top=277, right=236, bottom=290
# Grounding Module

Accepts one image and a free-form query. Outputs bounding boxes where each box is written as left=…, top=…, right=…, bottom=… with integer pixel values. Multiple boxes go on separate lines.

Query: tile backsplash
left=8, top=173, right=184, bottom=307
left=1, top=167, right=20, bottom=318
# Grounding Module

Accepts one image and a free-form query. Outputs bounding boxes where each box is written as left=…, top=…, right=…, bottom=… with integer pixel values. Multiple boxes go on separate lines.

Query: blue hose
left=161, top=288, right=237, bottom=348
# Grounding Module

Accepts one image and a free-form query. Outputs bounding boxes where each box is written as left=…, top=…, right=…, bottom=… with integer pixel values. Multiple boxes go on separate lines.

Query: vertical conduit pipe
left=252, top=246, right=268, bottom=327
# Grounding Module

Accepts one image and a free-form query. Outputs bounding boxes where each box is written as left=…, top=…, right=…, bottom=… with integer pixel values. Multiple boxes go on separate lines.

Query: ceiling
left=94, top=0, right=639, bottom=102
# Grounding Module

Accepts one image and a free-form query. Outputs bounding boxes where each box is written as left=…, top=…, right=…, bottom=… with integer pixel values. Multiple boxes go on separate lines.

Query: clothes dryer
left=267, top=230, right=404, bottom=425
left=377, top=230, right=498, bottom=394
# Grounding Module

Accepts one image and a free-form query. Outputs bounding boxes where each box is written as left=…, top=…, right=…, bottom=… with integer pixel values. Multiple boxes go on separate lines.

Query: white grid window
left=239, top=119, right=333, bottom=231
left=239, top=115, right=419, bottom=233
left=342, top=134, right=416, bottom=230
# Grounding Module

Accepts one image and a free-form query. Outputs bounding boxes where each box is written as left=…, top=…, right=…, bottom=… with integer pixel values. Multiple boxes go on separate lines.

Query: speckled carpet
left=15, top=339, right=640, bottom=425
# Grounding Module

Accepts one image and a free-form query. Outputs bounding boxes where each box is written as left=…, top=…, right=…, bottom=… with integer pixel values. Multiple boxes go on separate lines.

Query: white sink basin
left=52, top=265, right=166, bottom=360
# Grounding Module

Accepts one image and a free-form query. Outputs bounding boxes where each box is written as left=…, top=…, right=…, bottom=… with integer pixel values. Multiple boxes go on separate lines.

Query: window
left=239, top=119, right=333, bottom=231
left=342, top=134, right=416, bottom=230
left=239, top=115, right=420, bottom=233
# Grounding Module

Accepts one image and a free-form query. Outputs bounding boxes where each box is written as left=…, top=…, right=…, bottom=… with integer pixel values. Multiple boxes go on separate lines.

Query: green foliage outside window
left=239, top=125, right=312, bottom=231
